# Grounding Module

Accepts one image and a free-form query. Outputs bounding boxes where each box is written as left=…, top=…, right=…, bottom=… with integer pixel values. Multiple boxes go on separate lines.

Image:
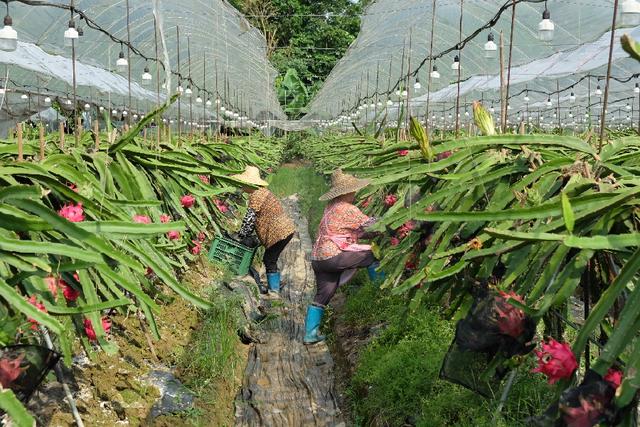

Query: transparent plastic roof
left=304, top=0, right=640, bottom=129
left=0, top=0, right=285, bottom=122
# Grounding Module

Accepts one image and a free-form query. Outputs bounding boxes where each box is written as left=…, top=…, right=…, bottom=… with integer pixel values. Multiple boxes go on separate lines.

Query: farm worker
left=233, top=166, right=295, bottom=294
left=304, top=170, right=379, bottom=345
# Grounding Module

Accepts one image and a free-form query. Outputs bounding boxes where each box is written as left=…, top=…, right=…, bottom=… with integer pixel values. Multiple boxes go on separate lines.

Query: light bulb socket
left=4, top=15, right=11, bottom=26
left=543, top=9, right=551, bottom=20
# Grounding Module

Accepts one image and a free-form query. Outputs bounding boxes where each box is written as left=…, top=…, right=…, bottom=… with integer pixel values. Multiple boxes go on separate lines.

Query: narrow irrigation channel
left=234, top=196, right=344, bottom=427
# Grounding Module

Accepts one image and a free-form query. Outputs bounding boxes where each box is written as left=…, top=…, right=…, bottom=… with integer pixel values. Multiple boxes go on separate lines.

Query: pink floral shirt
left=312, top=201, right=372, bottom=261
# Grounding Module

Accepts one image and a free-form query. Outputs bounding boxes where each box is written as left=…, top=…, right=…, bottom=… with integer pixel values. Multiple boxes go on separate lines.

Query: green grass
left=267, top=164, right=329, bottom=239
left=340, top=279, right=553, bottom=427
left=177, top=289, right=245, bottom=392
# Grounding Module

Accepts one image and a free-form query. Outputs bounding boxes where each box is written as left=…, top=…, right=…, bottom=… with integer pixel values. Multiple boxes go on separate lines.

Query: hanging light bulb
left=626, top=103, right=632, bottom=111
left=414, top=77, right=422, bottom=90
left=621, top=0, right=640, bottom=27
left=0, top=3, right=18, bottom=52
left=386, top=99, right=393, bottom=106
left=524, top=91, right=530, bottom=102
left=451, top=55, right=460, bottom=71
left=64, top=20, right=79, bottom=47
left=142, top=66, right=152, bottom=84
left=44, top=96, right=51, bottom=104
left=635, top=83, right=640, bottom=94
left=206, top=98, right=212, bottom=106
left=65, top=99, right=72, bottom=106
left=185, top=86, right=193, bottom=97
left=570, top=92, right=576, bottom=103
left=490, top=105, right=495, bottom=114
left=196, top=95, right=203, bottom=103
left=122, top=110, right=128, bottom=117
left=116, top=49, right=128, bottom=73
left=537, top=5, right=555, bottom=42
left=20, top=93, right=27, bottom=100
left=133, top=113, right=138, bottom=120
left=215, top=98, right=221, bottom=105
left=595, top=85, right=602, bottom=96
left=84, top=103, right=90, bottom=110
left=401, top=89, right=408, bottom=97
left=484, top=32, right=497, bottom=59
left=112, top=109, right=118, bottom=116
left=546, top=98, right=552, bottom=107
left=430, top=65, right=440, bottom=79
left=99, top=105, right=104, bottom=112
left=220, top=106, right=226, bottom=112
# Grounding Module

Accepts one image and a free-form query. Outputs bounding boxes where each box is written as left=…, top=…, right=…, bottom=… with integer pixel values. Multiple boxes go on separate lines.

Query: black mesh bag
left=440, top=284, right=536, bottom=397
left=0, top=345, right=60, bottom=403
left=527, top=370, right=637, bottom=427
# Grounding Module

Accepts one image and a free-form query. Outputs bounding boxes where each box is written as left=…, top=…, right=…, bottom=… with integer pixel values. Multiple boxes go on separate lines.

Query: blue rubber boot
left=266, top=272, right=281, bottom=293
left=303, top=305, right=326, bottom=345
left=367, top=262, right=386, bottom=285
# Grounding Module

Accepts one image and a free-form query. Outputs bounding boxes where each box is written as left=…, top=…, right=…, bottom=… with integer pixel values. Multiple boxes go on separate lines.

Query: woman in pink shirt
left=304, top=170, right=378, bottom=345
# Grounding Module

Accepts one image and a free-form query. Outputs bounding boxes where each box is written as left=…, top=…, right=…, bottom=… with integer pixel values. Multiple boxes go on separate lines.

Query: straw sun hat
left=319, top=169, right=370, bottom=201
left=230, top=166, right=269, bottom=187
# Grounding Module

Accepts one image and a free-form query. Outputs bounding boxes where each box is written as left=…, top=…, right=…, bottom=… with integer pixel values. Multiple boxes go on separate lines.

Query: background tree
left=229, top=0, right=372, bottom=118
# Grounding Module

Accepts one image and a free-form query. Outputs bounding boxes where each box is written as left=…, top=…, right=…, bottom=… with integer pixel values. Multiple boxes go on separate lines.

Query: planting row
left=0, top=112, right=284, bottom=424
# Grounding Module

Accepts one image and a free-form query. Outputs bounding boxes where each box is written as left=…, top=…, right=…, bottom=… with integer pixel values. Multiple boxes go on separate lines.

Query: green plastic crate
left=208, top=236, right=256, bottom=276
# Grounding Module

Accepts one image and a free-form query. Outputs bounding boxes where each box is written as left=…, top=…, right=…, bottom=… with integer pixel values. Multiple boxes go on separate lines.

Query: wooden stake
left=17, top=123, right=23, bottom=162
left=499, top=32, right=507, bottom=132
left=143, top=128, right=147, bottom=144
left=76, top=116, right=82, bottom=141
left=39, top=125, right=45, bottom=160
left=59, top=122, right=65, bottom=150
left=93, top=120, right=100, bottom=150
left=124, top=124, right=129, bottom=133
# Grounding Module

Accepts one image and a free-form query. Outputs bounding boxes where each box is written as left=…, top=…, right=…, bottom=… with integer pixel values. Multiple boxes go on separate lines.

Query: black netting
left=528, top=370, right=637, bottom=427
left=0, top=345, right=60, bottom=404
left=440, top=284, right=536, bottom=398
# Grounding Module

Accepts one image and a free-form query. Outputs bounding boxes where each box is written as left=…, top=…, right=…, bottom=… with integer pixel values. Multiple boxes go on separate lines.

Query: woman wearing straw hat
left=304, top=170, right=379, bottom=345
left=232, top=166, right=295, bottom=294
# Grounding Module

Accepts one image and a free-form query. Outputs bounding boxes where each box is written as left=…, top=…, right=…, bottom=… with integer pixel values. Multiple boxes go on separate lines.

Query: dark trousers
left=263, top=233, right=294, bottom=273
left=311, top=250, right=375, bottom=307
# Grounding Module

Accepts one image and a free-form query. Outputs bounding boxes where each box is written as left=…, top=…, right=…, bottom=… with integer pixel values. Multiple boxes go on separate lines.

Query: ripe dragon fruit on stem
left=159, top=214, right=171, bottom=223
left=181, top=195, right=196, bottom=208
left=384, top=194, right=398, bottom=207
left=532, top=338, right=578, bottom=384
left=0, top=354, right=23, bottom=388
left=26, top=295, right=47, bottom=330
left=58, top=202, right=85, bottom=222
left=133, top=215, right=151, bottom=224
left=494, top=291, right=526, bottom=338
left=84, top=317, right=111, bottom=342
left=191, top=240, right=202, bottom=255
left=167, top=230, right=181, bottom=241
left=604, top=368, right=623, bottom=390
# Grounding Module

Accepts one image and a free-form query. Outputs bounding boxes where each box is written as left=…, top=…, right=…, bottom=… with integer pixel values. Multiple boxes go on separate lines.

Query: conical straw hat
left=319, top=169, right=370, bottom=201
left=230, top=166, right=269, bottom=187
